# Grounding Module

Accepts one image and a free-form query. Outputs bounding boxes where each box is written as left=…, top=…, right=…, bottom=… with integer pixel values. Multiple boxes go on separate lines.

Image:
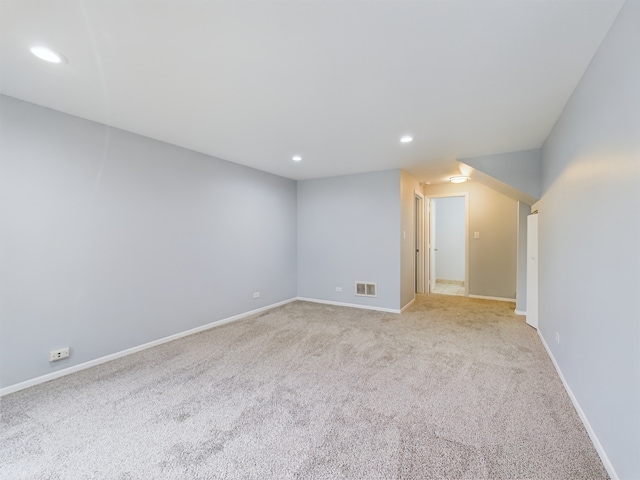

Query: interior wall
left=0, top=95, right=298, bottom=389
left=297, top=170, right=401, bottom=311
left=400, top=170, right=421, bottom=309
left=538, top=2, right=640, bottom=478
left=433, top=197, right=465, bottom=282
left=460, top=149, right=542, bottom=201
left=424, top=181, right=517, bottom=299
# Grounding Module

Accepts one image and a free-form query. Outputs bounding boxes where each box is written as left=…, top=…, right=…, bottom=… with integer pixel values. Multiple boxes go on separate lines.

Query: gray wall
left=297, top=170, right=401, bottom=311
left=460, top=148, right=542, bottom=201
left=424, top=181, right=517, bottom=299
left=400, top=170, right=421, bottom=309
left=538, top=2, right=640, bottom=478
left=0, top=95, right=297, bottom=389
left=434, top=197, right=466, bottom=282
left=515, top=201, right=530, bottom=313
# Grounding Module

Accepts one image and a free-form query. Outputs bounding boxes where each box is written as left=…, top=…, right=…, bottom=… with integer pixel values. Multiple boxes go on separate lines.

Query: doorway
left=426, top=194, right=469, bottom=295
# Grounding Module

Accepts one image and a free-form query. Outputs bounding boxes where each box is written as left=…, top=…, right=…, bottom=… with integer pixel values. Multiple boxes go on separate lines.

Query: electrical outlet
left=555, top=332, right=560, bottom=345
left=49, top=347, right=70, bottom=362
left=253, top=292, right=260, bottom=299
left=335, top=287, right=342, bottom=292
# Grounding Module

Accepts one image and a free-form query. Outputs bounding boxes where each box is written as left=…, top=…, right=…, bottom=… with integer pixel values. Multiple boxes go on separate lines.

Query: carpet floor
left=1, top=295, right=608, bottom=479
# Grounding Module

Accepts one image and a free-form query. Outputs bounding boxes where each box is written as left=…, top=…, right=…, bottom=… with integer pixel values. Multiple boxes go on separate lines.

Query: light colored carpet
left=1, top=295, right=608, bottom=479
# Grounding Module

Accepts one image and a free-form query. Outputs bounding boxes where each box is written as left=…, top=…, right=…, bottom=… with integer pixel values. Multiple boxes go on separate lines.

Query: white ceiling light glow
left=449, top=176, right=469, bottom=184
left=30, top=46, right=67, bottom=64
left=400, top=135, right=413, bottom=143
left=292, top=155, right=302, bottom=162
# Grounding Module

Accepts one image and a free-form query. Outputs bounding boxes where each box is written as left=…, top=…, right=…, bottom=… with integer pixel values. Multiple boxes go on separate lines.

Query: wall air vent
left=355, top=282, right=377, bottom=297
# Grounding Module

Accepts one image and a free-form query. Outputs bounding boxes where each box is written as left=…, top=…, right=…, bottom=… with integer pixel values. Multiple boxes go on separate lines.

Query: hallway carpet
left=0, top=295, right=608, bottom=479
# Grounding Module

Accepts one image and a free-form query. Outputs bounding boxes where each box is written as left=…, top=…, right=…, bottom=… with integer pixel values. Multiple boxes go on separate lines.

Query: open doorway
left=426, top=194, right=469, bottom=296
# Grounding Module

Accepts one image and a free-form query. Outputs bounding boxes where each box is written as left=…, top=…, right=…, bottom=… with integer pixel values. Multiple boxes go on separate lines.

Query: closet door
left=526, top=213, right=538, bottom=329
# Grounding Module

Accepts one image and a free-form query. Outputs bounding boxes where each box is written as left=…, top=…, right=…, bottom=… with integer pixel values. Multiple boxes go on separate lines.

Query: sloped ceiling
left=0, top=0, right=624, bottom=183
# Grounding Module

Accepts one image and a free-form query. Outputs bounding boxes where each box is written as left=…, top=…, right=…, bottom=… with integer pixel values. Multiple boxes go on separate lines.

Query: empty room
left=1, top=1, right=638, bottom=479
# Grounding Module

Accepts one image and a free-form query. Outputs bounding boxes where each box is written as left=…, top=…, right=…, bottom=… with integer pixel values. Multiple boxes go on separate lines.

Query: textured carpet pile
left=0, top=295, right=608, bottom=479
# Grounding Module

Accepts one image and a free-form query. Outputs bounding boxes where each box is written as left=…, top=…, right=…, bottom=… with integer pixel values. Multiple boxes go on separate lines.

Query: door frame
left=425, top=193, right=470, bottom=295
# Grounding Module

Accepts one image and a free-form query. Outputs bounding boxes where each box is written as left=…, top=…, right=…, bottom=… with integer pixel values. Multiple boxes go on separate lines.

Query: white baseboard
left=0, top=297, right=297, bottom=397
left=296, top=297, right=400, bottom=314
left=400, top=298, right=415, bottom=313
left=468, top=294, right=516, bottom=303
left=537, top=330, right=618, bottom=480
left=514, top=309, right=526, bottom=316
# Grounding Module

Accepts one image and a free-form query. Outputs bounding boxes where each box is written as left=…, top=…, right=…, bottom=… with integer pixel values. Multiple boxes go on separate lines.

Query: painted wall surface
left=515, top=201, right=530, bottom=313
left=0, top=95, right=297, bottom=389
left=433, top=197, right=465, bottom=282
left=425, top=182, right=517, bottom=299
left=460, top=149, right=542, bottom=201
left=297, top=170, right=401, bottom=310
left=538, top=2, right=640, bottom=478
left=400, top=170, right=421, bottom=309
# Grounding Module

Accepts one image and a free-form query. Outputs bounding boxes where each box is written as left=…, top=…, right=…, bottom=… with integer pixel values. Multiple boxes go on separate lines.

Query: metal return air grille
left=355, top=282, right=377, bottom=297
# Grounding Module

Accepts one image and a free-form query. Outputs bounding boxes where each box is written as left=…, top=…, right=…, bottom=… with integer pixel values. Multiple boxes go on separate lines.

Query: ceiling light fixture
left=30, top=46, right=67, bottom=64
left=449, top=175, right=469, bottom=184
left=400, top=135, right=413, bottom=143
left=292, top=155, right=302, bottom=162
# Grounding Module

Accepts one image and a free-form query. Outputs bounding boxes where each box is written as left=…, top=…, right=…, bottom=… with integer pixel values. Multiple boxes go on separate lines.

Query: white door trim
left=426, top=193, right=470, bottom=296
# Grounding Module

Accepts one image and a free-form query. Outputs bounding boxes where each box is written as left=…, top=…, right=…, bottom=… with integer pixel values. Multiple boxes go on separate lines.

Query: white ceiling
left=0, top=0, right=624, bottom=183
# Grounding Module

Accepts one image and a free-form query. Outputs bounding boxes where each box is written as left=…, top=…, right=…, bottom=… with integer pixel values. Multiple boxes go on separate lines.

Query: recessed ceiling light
left=30, top=46, right=67, bottom=64
left=292, top=155, right=302, bottom=162
left=400, top=135, right=413, bottom=143
left=450, top=176, right=469, bottom=184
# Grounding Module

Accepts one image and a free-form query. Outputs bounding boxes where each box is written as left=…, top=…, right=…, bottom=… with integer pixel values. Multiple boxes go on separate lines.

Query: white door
left=526, top=213, right=538, bottom=329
